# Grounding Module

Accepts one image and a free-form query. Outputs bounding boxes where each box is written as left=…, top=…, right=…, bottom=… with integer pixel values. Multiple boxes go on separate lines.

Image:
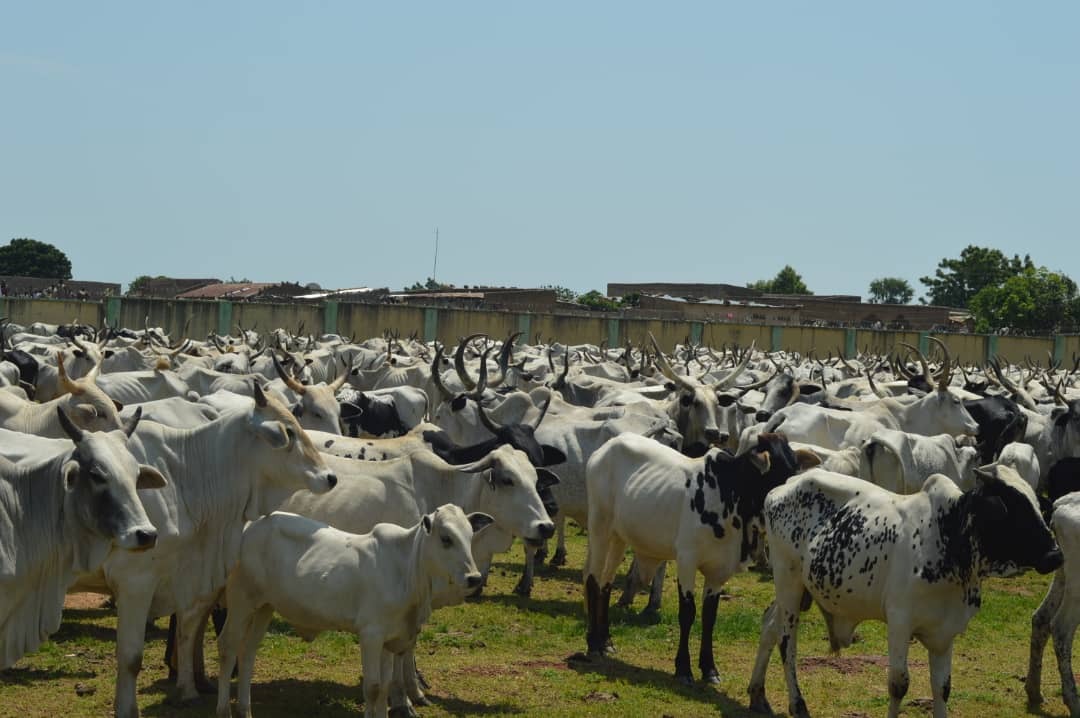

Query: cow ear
left=541, top=445, right=567, bottom=466
left=137, top=466, right=167, bottom=490
left=291, top=403, right=304, bottom=419
left=112, top=399, right=124, bottom=412
left=665, top=381, right=677, bottom=392
left=748, top=450, right=771, bottom=475
left=1055, top=410, right=1070, bottom=428
left=739, top=403, right=758, bottom=414
left=73, top=350, right=86, bottom=359
left=536, top=467, right=561, bottom=490
left=62, top=460, right=80, bottom=491
left=104, top=350, right=115, bottom=359
left=257, top=421, right=292, bottom=449
left=468, top=512, right=495, bottom=534
left=450, top=395, right=467, bottom=412
left=794, top=449, right=822, bottom=471
left=422, top=514, right=432, bottom=534
left=977, top=495, right=1008, bottom=523
left=679, top=393, right=693, bottom=407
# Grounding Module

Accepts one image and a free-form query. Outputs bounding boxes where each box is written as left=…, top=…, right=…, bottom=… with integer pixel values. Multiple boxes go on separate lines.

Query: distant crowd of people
left=0, top=280, right=92, bottom=300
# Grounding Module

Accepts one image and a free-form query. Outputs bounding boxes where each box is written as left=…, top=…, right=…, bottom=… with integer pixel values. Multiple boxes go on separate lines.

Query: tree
left=541, top=285, right=577, bottom=302
left=969, top=267, right=1080, bottom=334
left=748, top=265, right=811, bottom=295
left=0, top=238, right=72, bottom=279
left=575, top=290, right=621, bottom=312
left=920, top=245, right=1032, bottom=307
left=406, top=277, right=452, bottom=291
left=868, top=277, right=914, bottom=304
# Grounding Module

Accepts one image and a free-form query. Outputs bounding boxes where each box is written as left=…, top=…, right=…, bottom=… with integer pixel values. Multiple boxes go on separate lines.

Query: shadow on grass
left=427, top=692, right=525, bottom=715
left=482, top=592, right=584, bottom=621
left=567, top=652, right=749, bottom=713
left=0, top=665, right=97, bottom=685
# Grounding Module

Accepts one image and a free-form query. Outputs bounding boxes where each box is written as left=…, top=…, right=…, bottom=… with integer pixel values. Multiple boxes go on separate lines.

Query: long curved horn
left=57, top=406, right=85, bottom=443
left=330, top=353, right=351, bottom=392
left=469, top=345, right=495, bottom=399
left=551, top=346, right=570, bottom=390
left=273, top=354, right=307, bottom=394
left=453, top=333, right=486, bottom=391
left=429, top=343, right=454, bottom=402
left=926, top=336, right=953, bottom=391
left=489, top=332, right=522, bottom=389
left=648, top=332, right=695, bottom=391
left=736, top=368, right=777, bottom=393
left=714, top=340, right=756, bottom=389
left=474, top=398, right=504, bottom=436
left=532, top=392, right=553, bottom=430
left=121, top=405, right=143, bottom=438
left=836, top=348, right=857, bottom=374
left=898, top=342, right=931, bottom=385
left=56, top=351, right=81, bottom=395
left=786, top=379, right=802, bottom=406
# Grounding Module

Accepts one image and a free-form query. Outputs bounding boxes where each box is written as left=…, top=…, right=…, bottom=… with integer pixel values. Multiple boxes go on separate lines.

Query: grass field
left=0, top=525, right=1074, bottom=718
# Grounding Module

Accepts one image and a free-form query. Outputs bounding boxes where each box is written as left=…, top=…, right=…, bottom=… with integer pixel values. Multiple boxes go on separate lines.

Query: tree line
left=3, top=237, right=1077, bottom=334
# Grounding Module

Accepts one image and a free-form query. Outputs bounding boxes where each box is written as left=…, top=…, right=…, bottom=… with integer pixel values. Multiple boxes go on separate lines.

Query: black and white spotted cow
left=583, top=432, right=818, bottom=684
left=337, top=385, right=428, bottom=438
left=748, top=465, right=1062, bottom=718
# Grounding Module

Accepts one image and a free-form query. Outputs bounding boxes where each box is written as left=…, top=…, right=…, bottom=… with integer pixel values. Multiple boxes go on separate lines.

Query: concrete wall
left=1, top=296, right=1074, bottom=369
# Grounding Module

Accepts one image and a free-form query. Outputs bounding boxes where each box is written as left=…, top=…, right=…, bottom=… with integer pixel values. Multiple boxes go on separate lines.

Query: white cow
left=859, top=429, right=980, bottom=493
left=0, top=354, right=125, bottom=437
left=215, top=506, right=491, bottom=718
left=0, top=408, right=164, bottom=669
left=69, top=385, right=337, bottom=717
left=748, top=466, right=1062, bottom=718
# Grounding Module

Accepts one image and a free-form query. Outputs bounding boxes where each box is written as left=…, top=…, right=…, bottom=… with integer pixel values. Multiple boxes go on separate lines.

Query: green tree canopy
left=541, top=285, right=578, bottom=302
left=406, top=277, right=452, bottom=291
left=920, top=245, right=1032, bottom=307
left=748, top=265, right=811, bottom=295
left=0, top=238, right=72, bottom=279
left=969, top=267, right=1080, bottom=334
left=868, top=277, right=914, bottom=304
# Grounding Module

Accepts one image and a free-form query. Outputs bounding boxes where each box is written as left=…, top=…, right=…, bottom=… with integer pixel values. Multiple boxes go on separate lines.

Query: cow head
left=274, top=354, right=346, bottom=435
left=755, top=373, right=801, bottom=422
left=449, top=445, right=558, bottom=547
left=905, top=339, right=979, bottom=437
left=970, top=464, right=1062, bottom=577
left=56, top=352, right=126, bottom=433
left=1052, top=400, right=1080, bottom=461
left=421, top=504, right=492, bottom=591
left=247, top=383, right=337, bottom=497
left=57, top=406, right=165, bottom=553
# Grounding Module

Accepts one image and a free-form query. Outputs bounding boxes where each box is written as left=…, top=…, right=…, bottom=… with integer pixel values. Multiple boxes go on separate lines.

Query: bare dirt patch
left=799, top=655, right=926, bottom=675
left=64, top=593, right=109, bottom=611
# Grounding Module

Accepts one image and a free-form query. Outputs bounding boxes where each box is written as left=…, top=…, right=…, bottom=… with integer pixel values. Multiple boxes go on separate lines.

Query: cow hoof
left=550, top=551, right=567, bottom=567
left=701, top=670, right=720, bottom=685
left=415, top=669, right=430, bottom=690
left=465, top=585, right=485, bottom=600
left=1024, top=691, right=1043, bottom=708
left=512, top=579, right=532, bottom=597
left=747, top=688, right=772, bottom=715
left=639, top=607, right=661, bottom=624
left=388, top=706, right=418, bottom=718
left=675, top=673, right=694, bottom=687
left=532, top=547, right=549, bottom=567
left=411, top=695, right=431, bottom=707
left=196, top=676, right=216, bottom=695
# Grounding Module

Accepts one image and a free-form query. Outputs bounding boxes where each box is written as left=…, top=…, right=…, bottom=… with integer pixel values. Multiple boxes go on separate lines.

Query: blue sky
left=2, top=3, right=1077, bottom=299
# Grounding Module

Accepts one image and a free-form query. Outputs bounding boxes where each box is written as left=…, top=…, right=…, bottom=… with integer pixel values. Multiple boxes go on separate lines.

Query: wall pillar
left=516, top=314, right=531, bottom=342
left=689, top=321, right=704, bottom=346
left=607, top=318, right=621, bottom=348
left=323, top=301, right=339, bottom=336
left=770, top=325, right=783, bottom=352
left=106, top=296, right=122, bottom=327
left=423, top=308, right=438, bottom=343
left=918, top=332, right=929, bottom=356
left=217, top=300, right=233, bottom=337
left=987, top=334, right=999, bottom=363
left=1054, top=334, right=1065, bottom=366
left=844, top=328, right=857, bottom=358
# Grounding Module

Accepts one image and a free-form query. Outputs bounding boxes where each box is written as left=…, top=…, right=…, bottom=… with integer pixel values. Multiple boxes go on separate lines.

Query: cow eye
left=441, top=535, right=452, bottom=548
left=87, top=470, right=107, bottom=485
left=500, top=476, right=514, bottom=487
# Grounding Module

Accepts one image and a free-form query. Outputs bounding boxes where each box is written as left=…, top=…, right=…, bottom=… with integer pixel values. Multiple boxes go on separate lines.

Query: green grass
left=1, top=526, right=1076, bottom=717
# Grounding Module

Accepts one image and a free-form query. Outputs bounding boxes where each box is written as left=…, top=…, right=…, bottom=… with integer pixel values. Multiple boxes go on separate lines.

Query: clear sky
left=2, top=3, right=1077, bottom=300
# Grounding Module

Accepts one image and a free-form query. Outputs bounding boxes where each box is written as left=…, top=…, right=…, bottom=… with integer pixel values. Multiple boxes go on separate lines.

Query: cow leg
left=1027, top=569, right=1065, bottom=707
left=747, top=601, right=777, bottom=714
left=698, top=587, right=721, bottom=684
left=644, top=561, right=667, bottom=618
left=617, top=555, right=645, bottom=609
left=388, top=653, right=418, bottom=718
left=770, top=572, right=810, bottom=718
left=927, top=643, right=953, bottom=718
left=165, top=614, right=179, bottom=681
left=235, top=605, right=274, bottom=718
left=1051, top=591, right=1080, bottom=717
left=674, top=578, right=697, bottom=685
left=216, top=600, right=250, bottom=718
left=400, top=648, right=429, bottom=705
left=885, top=623, right=912, bottom=718
left=513, top=543, right=537, bottom=597
left=550, top=517, right=567, bottom=566
left=360, top=637, right=391, bottom=718
left=176, top=599, right=216, bottom=701
left=114, top=581, right=158, bottom=718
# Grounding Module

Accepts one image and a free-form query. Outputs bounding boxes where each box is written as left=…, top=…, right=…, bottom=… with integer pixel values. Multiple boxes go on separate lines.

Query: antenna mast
left=432, top=227, right=439, bottom=282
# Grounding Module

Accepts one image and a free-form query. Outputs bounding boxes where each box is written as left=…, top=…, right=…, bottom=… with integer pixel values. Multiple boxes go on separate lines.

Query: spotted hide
left=748, top=465, right=1062, bottom=718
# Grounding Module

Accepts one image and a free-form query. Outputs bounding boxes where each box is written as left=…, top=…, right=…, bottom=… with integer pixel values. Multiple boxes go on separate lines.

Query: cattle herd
left=3, top=318, right=1080, bottom=717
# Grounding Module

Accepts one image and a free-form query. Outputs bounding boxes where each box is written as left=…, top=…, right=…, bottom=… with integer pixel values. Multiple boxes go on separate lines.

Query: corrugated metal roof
left=176, top=282, right=274, bottom=299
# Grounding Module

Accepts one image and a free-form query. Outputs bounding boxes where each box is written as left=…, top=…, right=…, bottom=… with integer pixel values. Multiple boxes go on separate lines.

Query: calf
left=748, top=465, right=1062, bottom=718
left=215, top=506, right=492, bottom=718
left=583, top=432, right=815, bottom=683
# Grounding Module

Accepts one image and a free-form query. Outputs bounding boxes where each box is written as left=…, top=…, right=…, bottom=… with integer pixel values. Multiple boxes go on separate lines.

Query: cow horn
left=56, top=351, right=82, bottom=395
left=489, top=332, right=522, bottom=389
left=532, top=392, right=553, bottom=430
left=430, top=343, right=454, bottom=402
left=648, top=332, right=695, bottom=391
left=866, top=368, right=887, bottom=399
left=737, top=368, right=777, bottom=393
left=898, top=342, right=931, bottom=385
left=551, top=347, right=570, bottom=390
left=714, top=340, right=755, bottom=389
left=927, top=336, right=953, bottom=391
left=469, top=345, right=496, bottom=399
left=121, top=405, right=142, bottom=438
left=330, top=353, right=350, bottom=392
left=786, top=379, right=802, bottom=406
left=57, top=406, right=85, bottom=443
left=454, top=333, right=486, bottom=391
left=273, top=354, right=307, bottom=394
left=475, top=398, right=504, bottom=436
